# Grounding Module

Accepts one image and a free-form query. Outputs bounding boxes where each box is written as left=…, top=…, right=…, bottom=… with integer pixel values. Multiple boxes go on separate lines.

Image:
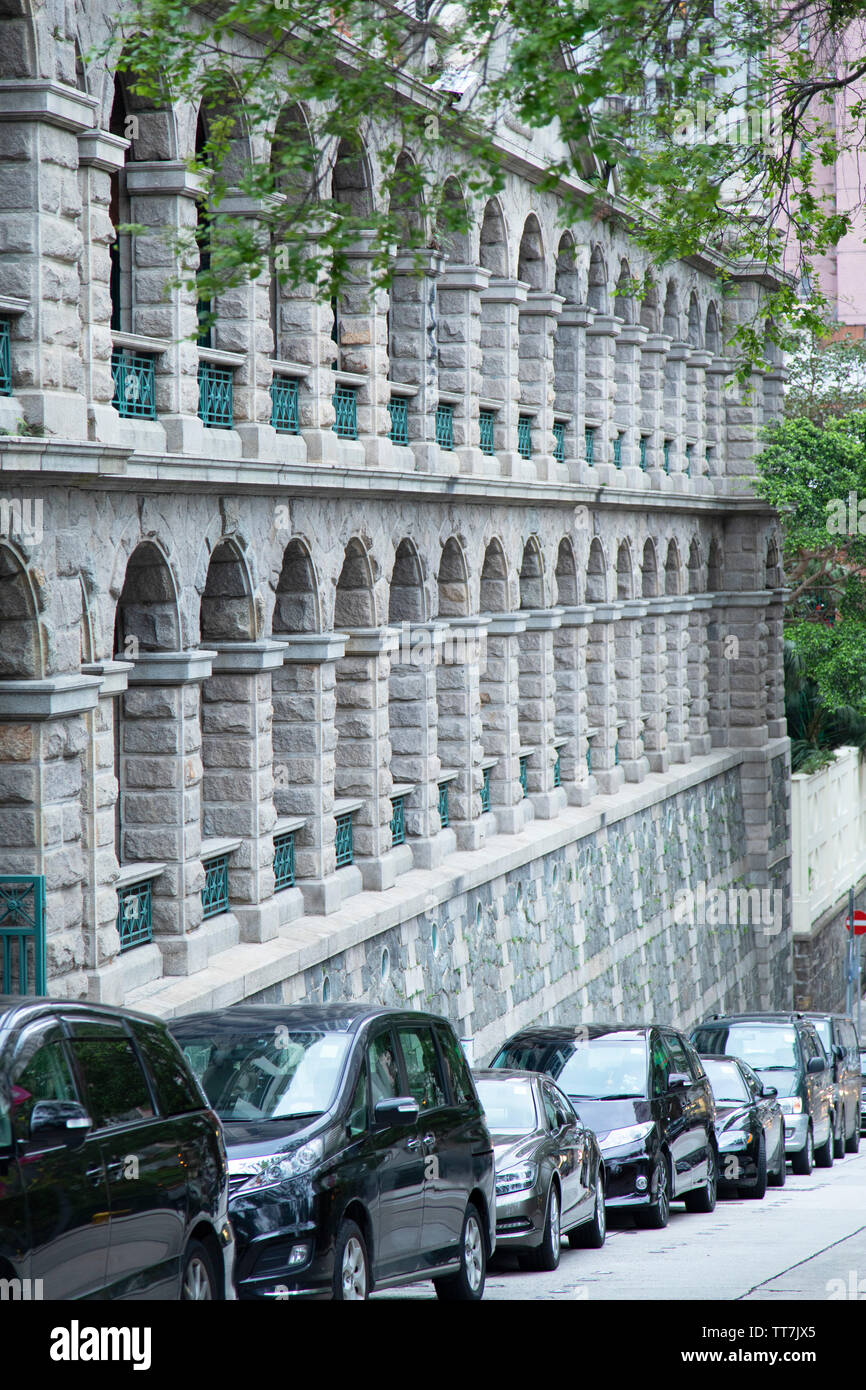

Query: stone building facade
left=0, top=1, right=791, bottom=1049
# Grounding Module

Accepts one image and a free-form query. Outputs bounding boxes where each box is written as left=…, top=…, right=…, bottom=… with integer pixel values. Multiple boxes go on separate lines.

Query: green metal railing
left=111, top=350, right=156, bottom=420
left=586, top=744, right=592, bottom=775
left=615, top=739, right=620, bottom=766
left=201, top=855, right=229, bottom=918
left=639, top=436, right=648, bottom=470
left=480, top=765, right=491, bottom=814
left=519, top=755, right=528, bottom=797
left=117, top=878, right=153, bottom=951
left=0, top=875, right=45, bottom=995
left=270, top=376, right=300, bottom=434
left=388, top=395, right=409, bottom=445
left=198, top=363, right=233, bottom=429
left=390, top=795, right=406, bottom=847
left=479, top=409, right=495, bottom=455
left=584, top=425, right=596, bottom=465
left=273, top=831, right=296, bottom=891
left=685, top=442, right=693, bottom=477
left=553, top=749, right=561, bottom=787
left=613, top=433, right=622, bottom=468
left=435, top=402, right=454, bottom=450
left=553, top=421, right=566, bottom=463
left=332, top=385, right=358, bottom=439
left=663, top=439, right=672, bottom=474
left=517, top=414, right=533, bottom=459
left=437, top=782, right=450, bottom=828
left=0, top=318, right=11, bottom=396
left=335, top=813, right=354, bottom=867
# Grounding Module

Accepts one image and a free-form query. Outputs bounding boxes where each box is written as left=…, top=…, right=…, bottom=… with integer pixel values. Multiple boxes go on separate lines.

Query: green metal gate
left=0, top=875, right=46, bottom=995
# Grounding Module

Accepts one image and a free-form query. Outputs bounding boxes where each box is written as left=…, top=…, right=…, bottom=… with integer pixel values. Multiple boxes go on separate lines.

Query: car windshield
left=475, top=1078, right=537, bottom=1133
left=703, top=1059, right=749, bottom=1103
left=178, top=1028, right=352, bottom=1121
left=694, top=1024, right=798, bottom=1072
left=557, top=1040, right=649, bottom=1100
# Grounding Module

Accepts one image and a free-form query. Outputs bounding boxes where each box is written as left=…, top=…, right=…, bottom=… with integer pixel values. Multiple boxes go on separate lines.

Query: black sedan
left=699, top=1054, right=786, bottom=1198
left=490, top=1023, right=718, bottom=1229
left=474, top=1070, right=605, bottom=1271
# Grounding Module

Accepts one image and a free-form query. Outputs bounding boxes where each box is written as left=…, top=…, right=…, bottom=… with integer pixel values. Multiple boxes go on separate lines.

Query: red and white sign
left=845, top=909, right=866, bottom=936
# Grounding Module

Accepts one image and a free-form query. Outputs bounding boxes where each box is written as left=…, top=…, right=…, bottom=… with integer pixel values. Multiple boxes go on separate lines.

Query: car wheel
left=742, top=1136, right=767, bottom=1200
left=685, top=1144, right=717, bottom=1213
left=767, top=1130, right=786, bottom=1186
left=528, top=1182, right=561, bottom=1272
left=333, top=1220, right=369, bottom=1301
left=814, top=1123, right=834, bottom=1169
left=792, top=1124, right=814, bottom=1175
left=833, top=1111, right=846, bottom=1160
left=846, top=1118, right=860, bottom=1154
left=635, top=1153, right=670, bottom=1230
left=181, top=1240, right=217, bottom=1301
left=571, top=1168, right=606, bottom=1249
left=434, top=1203, right=486, bottom=1301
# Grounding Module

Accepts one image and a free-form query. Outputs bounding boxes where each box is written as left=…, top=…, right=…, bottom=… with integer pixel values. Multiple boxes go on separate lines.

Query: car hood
left=221, top=1115, right=322, bottom=1159
left=715, top=1102, right=751, bottom=1129
left=565, top=1097, right=651, bottom=1137
left=492, top=1134, right=541, bottom=1170
left=751, top=1067, right=799, bottom=1099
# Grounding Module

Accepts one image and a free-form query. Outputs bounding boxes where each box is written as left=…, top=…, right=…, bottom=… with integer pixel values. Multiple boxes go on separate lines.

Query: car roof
left=166, top=1003, right=446, bottom=1035
left=473, top=1068, right=542, bottom=1084
left=800, top=1012, right=853, bottom=1025
left=498, top=1022, right=667, bottom=1044
left=696, top=1013, right=812, bottom=1026
left=0, top=994, right=173, bottom=1036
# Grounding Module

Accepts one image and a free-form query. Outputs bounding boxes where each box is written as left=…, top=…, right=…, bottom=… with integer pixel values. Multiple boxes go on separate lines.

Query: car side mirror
left=668, top=1072, right=690, bottom=1090
left=833, top=1044, right=845, bottom=1061
left=761, top=1085, right=778, bottom=1099
left=807, top=1056, right=825, bottom=1075
left=29, top=1100, right=92, bottom=1150
left=373, top=1096, right=420, bottom=1130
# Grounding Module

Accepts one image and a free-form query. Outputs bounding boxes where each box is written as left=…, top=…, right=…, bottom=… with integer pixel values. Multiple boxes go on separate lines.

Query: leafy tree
left=784, top=331, right=866, bottom=423
left=783, top=639, right=866, bottom=770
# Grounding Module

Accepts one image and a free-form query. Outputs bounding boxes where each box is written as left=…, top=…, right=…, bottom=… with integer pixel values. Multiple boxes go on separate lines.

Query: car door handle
left=86, top=1166, right=104, bottom=1187
left=422, top=1133, right=436, bottom=1147
left=406, top=1138, right=422, bottom=1151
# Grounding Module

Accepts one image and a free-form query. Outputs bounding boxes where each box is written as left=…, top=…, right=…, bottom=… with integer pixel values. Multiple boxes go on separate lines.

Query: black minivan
left=169, top=1004, right=496, bottom=1300
left=0, top=996, right=234, bottom=1299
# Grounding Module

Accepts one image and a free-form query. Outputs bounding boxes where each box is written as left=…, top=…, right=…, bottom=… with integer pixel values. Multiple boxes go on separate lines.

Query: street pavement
left=374, top=1144, right=866, bottom=1301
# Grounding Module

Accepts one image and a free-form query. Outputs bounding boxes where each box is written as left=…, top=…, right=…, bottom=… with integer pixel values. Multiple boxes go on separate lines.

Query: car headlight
left=599, top=1122, right=654, bottom=1153
left=230, top=1137, right=324, bottom=1194
left=496, top=1165, right=536, bottom=1196
left=718, top=1129, right=752, bottom=1148
left=777, top=1097, right=803, bottom=1116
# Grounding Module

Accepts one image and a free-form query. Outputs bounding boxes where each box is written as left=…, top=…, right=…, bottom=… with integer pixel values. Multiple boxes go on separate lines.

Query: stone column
left=586, top=602, right=624, bottom=794
left=272, top=632, right=349, bottom=916
left=659, top=339, right=690, bottom=490
left=0, top=81, right=99, bottom=438
left=335, top=231, right=392, bottom=468
left=685, top=348, right=713, bottom=494
left=614, top=322, right=648, bottom=486
left=616, top=598, right=650, bottom=782
left=555, top=606, right=596, bottom=805
left=687, top=595, right=713, bottom=755
left=766, top=586, right=787, bottom=739
left=480, top=612, right=528, bottom=833
left=707, top=591, right=731, bottom=748
left=556, top=303, right=593, bottom=483
left=337, top=627, right=411, bottom=890
left=479, top=277, right=529, bottom=478
left=763, top=365, right=786, bottom=428
left=705, top=356, right=730, bottom=485
left=77, top=127, right=128, bottom=445
left=115, top=648, right=214, bottom=975
left=518, top=291, right=566, bottom=481
left=389, top=249, right=445, bottom=473
left=665, top=596, right=695, bottom=763
left=724, top=592, right=771, bottom=749
left=584, top=314, right=621, bottom=476
left=274, top=239, right=340, bottom=464
left=639, top=332, right=672, bottom=478
left=436, top=616, right=489, bottom=850
left=642, top=598, right=671, bottom=772
left=388, top=620, right=454, bottom=867
left=201, top=640, right=287, bottom=942
left=0, top=673, right=102, bottom=997
left=436, top=263, right=491, bottom=475
left=518, top=609, right=568, bottom=818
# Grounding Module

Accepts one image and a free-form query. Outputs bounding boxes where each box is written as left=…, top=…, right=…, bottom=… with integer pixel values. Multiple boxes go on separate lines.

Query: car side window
left=800, top=1029, right=818, bottom=1065
left=683, top=1040, right=706, bottom=1081
left=541, top=1086, right=558, bottom=1130
left=66, top=1021, right=155, bottom=1129
left=11, top=1029, right=78, bottom=1140
left=396, top=1027, right=447, bottom=1111
left=551, top=1086, right=578, bottom=1126
left=435, top=1026, right=475, bottom=1106
left=664, top=1034, right=692, bottom=1078
left=129, top=1020, right=204, bottom=1116
left=368, top=1031, right=401, bottom=1106
left=651, top=1035, right=670, bottom=1097
left=346, top=1062, right=368, bottom=1138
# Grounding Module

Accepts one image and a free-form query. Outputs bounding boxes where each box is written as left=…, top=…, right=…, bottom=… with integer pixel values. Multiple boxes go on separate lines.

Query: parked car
left=861, top=1044, right=866, bottom=1134
left=800, top=1013, right=861, bottom=1156
left=488, top=1023, right=717, bottom=1229
left=0, top=995, right=234, bottom=1300
left=473, top=1069, right=606, bottom=1270
left=169, top=1004, right=495, bottom=1301
left=690, top=1013, right=834, bottom=1175
left=699, top=1053, right=785, bottom=1197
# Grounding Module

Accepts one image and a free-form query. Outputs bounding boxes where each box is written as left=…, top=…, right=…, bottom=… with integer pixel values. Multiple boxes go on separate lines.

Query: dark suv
left=691, top=1012, right=835, bottom=1174
left=169, top=1004, right=496, bottom=1300
left=0, top=996, right=234, bottom=1299
left=489, top=1023, right=718, bottom=1229
left=801, top=1014, right=861, bottom=1157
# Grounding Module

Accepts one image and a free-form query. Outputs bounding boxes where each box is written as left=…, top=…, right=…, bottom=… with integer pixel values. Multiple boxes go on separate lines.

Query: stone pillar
left=388, top=249, right=445, bottom=473
left=480, top=612, right=528, bottom=833
left=687, top=595, right=713, bottom=755
left=665, top=596, right=695, bottom=763
left=201, top=641, right=287, bottom=942
left=336, top=627, right=411, bottom=890
left=77, top=127, right=128, bottom=445
left=518, top=291, right=566, bottom=481
left=724, top=592, right=771, bottom=748
left=614, top=322, right=648, bottom=486
left=639, top=332, right=672, bottom=478
left=335, top=231, right=392, bottom=468
left=707, top=591, right=731, bottom=748
left=766, top=586, right=787, bottom=739
left=723, top=278, right=764, bottom=494
left=555, top=606, right=596, bottom=805
left=119, top=649, right=214, bottom=975
left=479, top=277, right=529, bottom=478
left=388, top=621, right=454, bottom=867
left=124, top=160, right=205, bottom=453
left=0, top=674, right=101, bottom=997
left=685, top=348, right=712, bottom=494
left=763, top=365, right=786, bottom=427
left=436, top=616, right=488, bottom=850
left=705, top=356, right=729, bottom=485
left=517, top=609, right=568, bottom=818
left=584, top=314, right=621, bottom=476
left=659, top=340, right=690, bottom=490
left=274, top=240, right=340, bottom=464
left=556, top=303, right=593, bottom=483
left=642, top=599, right=671, bottom=772
left=272, top=632, right=349, bottom=916
left=586, top=602, right=624, bottom=794
left=0, top=81, right=99, bottom=438
left=436, top=263, right=491, bottom=475
left=616, top=599, right=650, bottom=782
